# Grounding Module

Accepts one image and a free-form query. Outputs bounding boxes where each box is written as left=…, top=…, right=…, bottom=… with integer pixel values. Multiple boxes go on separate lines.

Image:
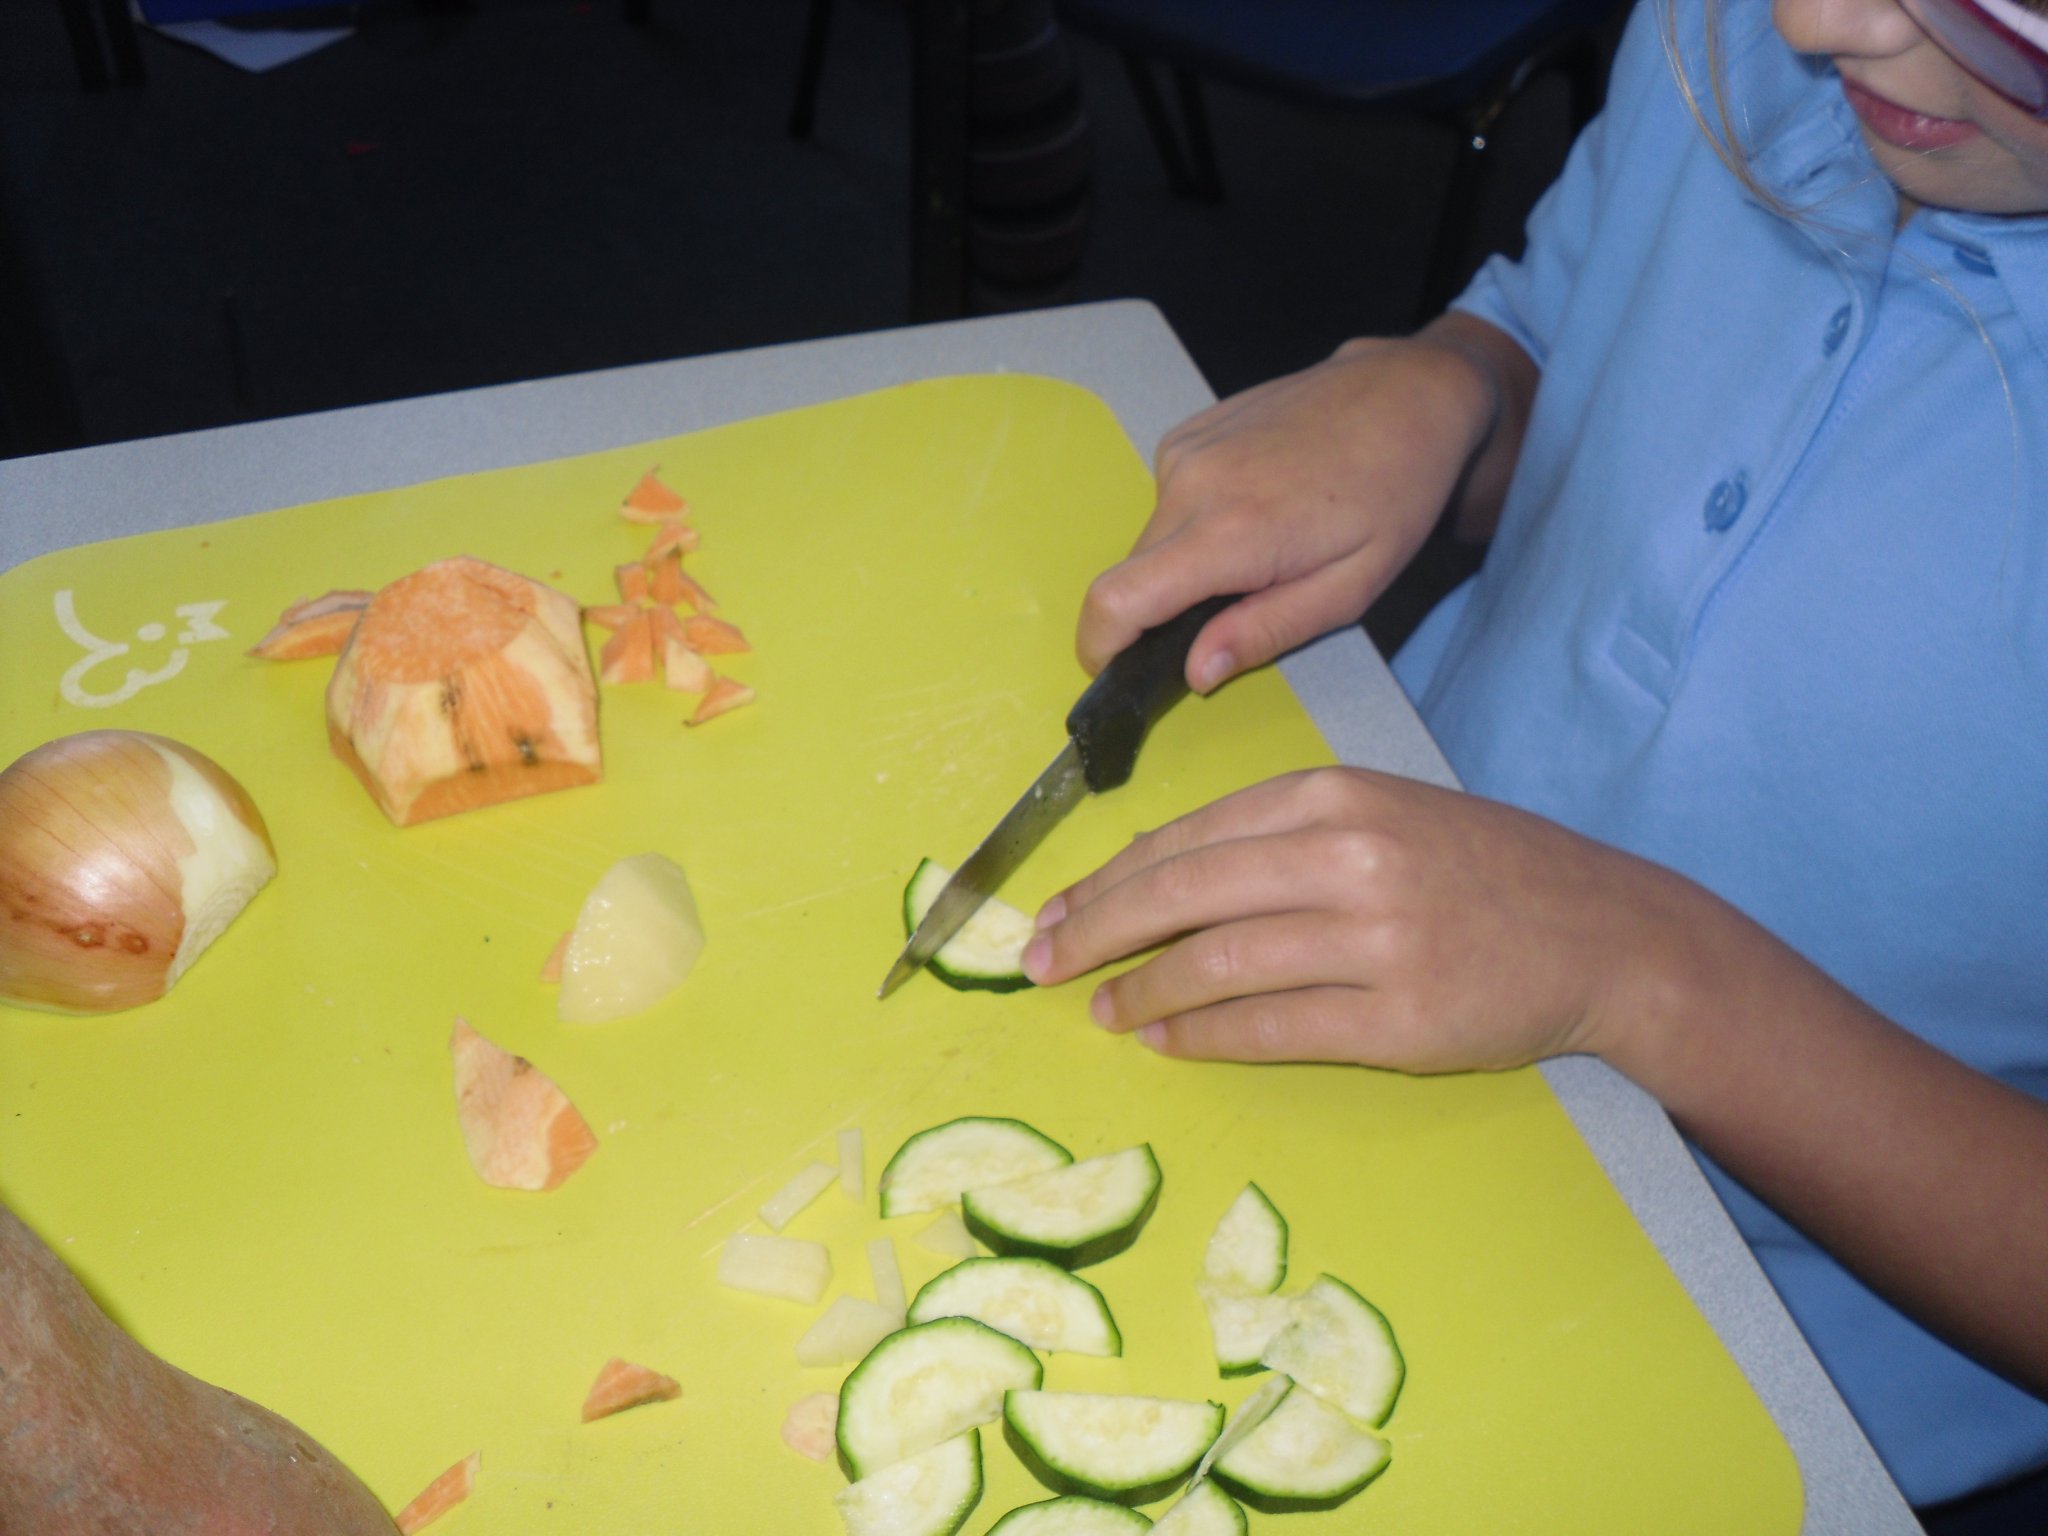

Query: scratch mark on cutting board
left=733, top=870, right=899, bottom=923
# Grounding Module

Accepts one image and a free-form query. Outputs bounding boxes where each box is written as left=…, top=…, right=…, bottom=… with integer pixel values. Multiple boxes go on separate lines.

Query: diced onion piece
left=558, top=853, right=706, bottom=1024
left=796, top=1296, right=905, bottom=1367
left=838, top=1128, right=866, bottom=1203
left=760, top=1162, right=839, bottom=1232
left=718, top=1233, right=832, bottom=1305
left=868, top=1236, right=907, bottom=1316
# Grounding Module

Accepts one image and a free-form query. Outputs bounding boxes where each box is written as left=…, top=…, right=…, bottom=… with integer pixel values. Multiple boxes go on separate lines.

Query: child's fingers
left=1133, top=986, right=1386, bottom=1066
left=1037, top=774, right=1341, bottom=938
left=1026, top=833, right=1335, bottom=988
left=1085, top=912, right=1357, bottom=1033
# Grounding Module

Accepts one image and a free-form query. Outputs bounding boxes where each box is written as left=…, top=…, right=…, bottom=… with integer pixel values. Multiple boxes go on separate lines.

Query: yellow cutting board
left=0, top=375, right=1799, bottom=1533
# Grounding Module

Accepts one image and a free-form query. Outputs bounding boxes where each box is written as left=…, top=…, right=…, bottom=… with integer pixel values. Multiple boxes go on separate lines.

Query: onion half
left=0, top=731, right=277, bottom=1014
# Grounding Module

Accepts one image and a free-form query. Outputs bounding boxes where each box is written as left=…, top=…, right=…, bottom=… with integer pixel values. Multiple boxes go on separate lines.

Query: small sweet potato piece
left=662, top=637, right=713, bottom=694
left=580, top=1358, right=681, bottom=1423
left=394, top=1452, right=478, bottom=1534
left=782, top=1392, right=839, bottom=1463
left=614, top=561, right=650, bottom=605
left=326, top=557, right=601, bottom=826
left=582, top=603, right=640, bottom=632
left=688, top=676, right=755, bottom=726
left=645, top=519, right=700, bottom=558
left=598, top=611, right=658, bottom=685
left=683, top=614, right=749, bottom=655
left=647, top=555, right=715, bottom=612
left=0, top=1203, right=398, bottom=1535
left=539, top=930, right=571, bottom=984
left=620, top=467, right=689, bottom=523
left=449, top=1018, right=597, bottom=1191
left=249, top=590, right=375, bottom=660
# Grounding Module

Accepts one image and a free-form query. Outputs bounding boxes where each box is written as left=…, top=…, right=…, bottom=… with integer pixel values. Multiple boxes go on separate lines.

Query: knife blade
left=877, top=593, right=1237, bottom=998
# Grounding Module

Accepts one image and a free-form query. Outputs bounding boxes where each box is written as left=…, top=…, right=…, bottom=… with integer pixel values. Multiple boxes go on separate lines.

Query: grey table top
left=0, top=299, right=1916, bottom=1533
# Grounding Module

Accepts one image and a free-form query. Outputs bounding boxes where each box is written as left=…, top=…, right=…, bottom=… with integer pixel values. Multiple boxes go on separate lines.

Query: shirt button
left=1823, top=304, right=1852, bottom=355
left=1704, top=473, right=1749, bottom=532
left=1954, top=244, right=1997, bottom=276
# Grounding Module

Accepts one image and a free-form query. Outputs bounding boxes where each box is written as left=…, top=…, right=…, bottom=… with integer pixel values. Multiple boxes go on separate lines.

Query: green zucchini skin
left=902, top=858, right=1035, bottom=992
left=984, top=1495, right=1153, bottom=1534
left=962, top=1146, right=1163, bottom=1270
left=1002, top=1391, right=1224, bottom=1507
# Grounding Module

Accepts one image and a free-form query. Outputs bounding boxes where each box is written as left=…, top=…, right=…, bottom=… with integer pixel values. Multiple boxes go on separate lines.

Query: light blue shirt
left=1394, top=0, right=2048, bottom=1507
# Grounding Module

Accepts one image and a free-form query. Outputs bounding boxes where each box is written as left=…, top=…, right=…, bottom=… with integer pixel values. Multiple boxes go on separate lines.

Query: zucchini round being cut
left=909, top=1256, right=1122, bottom=1357
left=1211, top=1381, right=1391, bottom=1510
left=1256, top=1274, right=1404, bottom=1428
left=879, top=1117, right=1073, bottom=1219
left=1200, top=1183, right=1288, bottom=1295
left=985, top=1495, right=1154, bottom=1534
left=837, top=1317, right=1043, bottom=1479
left=1149, top=1477, right=1247, bottom=1536
left=904, top=858, right=1035, bottom=992
left=1004, top=1390, right=1223, bottom=1502
left=963, top=1145, right=1161, bottom=1266
left=833, top=1429, right=983, bottom=1536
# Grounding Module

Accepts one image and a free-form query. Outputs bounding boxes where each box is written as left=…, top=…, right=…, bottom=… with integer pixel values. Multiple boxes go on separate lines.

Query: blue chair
left=1056, top=0, right=1624, bottom=318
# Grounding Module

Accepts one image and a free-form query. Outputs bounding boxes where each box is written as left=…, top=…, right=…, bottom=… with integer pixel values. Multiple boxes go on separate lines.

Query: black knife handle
left=1066, top=593, right=1239, bottom=793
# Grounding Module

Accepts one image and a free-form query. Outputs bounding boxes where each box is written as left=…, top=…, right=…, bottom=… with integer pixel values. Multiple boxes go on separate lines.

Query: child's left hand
left=1022, top=766, right=1699, bottom=1075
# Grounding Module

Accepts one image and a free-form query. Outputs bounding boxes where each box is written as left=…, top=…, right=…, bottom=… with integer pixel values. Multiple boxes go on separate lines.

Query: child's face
left=1774, top=0, right=2048, bottom=212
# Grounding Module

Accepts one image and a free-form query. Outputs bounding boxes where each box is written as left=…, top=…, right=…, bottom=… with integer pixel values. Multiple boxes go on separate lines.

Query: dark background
left=2, top=0, right=1611, bottom=637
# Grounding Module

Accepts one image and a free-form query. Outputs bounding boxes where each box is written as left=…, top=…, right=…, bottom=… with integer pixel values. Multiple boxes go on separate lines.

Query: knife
left=877, top=593, right=1238, bottom=999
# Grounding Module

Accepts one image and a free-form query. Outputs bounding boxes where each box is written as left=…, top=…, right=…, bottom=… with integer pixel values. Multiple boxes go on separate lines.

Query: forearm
left=1599, top=875, right=2048, bottom=1397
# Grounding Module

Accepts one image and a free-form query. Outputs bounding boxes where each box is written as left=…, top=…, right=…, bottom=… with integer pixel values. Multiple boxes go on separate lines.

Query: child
left=1024, top=0, right=2048, bottom=1521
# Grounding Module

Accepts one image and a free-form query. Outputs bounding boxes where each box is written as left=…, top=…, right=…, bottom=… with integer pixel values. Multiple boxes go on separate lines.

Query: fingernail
left=1194, top=650, right=1234, bottom=693
left=1022, top=935, right=1050, bottom=983
left=1089, top=986, right=1115, bottom=1028
left=1137, top=1022, right=1166, bottom=1051
left=1035, top=894, right=1065, bottom=931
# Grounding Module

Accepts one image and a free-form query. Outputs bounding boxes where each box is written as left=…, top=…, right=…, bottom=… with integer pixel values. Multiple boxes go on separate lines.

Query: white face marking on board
left=53, top=590, right=233, bottom=709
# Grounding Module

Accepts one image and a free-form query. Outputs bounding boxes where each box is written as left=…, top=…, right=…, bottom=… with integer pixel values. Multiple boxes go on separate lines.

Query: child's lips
left=1841, top=77, right=1983, bottom=151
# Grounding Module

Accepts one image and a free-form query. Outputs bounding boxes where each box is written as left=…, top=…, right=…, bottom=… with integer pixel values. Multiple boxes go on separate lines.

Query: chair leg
left=59, top=0, right=111, bottom=91
left=97, top=0, right=146, bottom=88
left=1416, top=109, right=1492, bottom=323
left=788, top=0, right=834, bottom=139
left=1171, top=66, right=1223, bottom=203
left=909, top=0, right=971, bottom=321
left=1118, top=52, right=1224, bottom=203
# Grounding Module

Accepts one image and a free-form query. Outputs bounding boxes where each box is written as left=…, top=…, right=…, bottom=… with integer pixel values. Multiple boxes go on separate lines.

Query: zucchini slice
left=909, top=1256, right=1122, bottom=1357
left=1256, top=1274, right=1405, bottom=1428
left=1004, top=1390, right=1223, bottom=1503
left=1211, top=1381, right=1391, bottom=1510
left=1195, top=1280, right=1295, bottom=1376
left=833, top=1429, right=983, bottom=1536
left=879, top=1117, right=1073, bottom=1219
left=903, top=858, right=1035, bottom=992
left=1193, top=1375, right=1290, bottom=1484
left=1149, top=1477, right=1247, bottom=1536
left=837, top=1317, right=1043, bottom=1479
left=963, top=1145, right=1161, bottom=1266
left=985, top=1495, right=1153, bottom=1534
left=1200, top=1184, right=1288, bottom=1294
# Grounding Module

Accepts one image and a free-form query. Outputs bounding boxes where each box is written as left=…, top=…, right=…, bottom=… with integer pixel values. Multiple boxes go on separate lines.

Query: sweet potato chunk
left=689, top=676, right=755, bottom=725
left=683, top=614, right=749, bottom=655
left=249, top=590, right=374, bottom=660
left=449, top=1018, right=597, bottom=1191
left=394, top=1452, right=478, bottom=1534
left=326, top=557, right=601, bottom=826
left=0, top=1203, right=398, bottom=1536
left=580, top=1357, right=681, bottom=1422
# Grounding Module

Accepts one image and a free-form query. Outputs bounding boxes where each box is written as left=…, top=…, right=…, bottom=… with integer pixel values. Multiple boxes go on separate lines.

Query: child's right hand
left=1075, top=313, right=1534, bottom=693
